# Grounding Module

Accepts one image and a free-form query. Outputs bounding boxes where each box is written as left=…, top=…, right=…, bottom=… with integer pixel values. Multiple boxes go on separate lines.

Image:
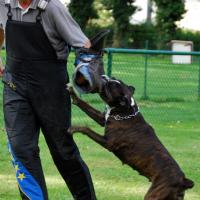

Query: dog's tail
left=182, top=177, right=194, bottom=189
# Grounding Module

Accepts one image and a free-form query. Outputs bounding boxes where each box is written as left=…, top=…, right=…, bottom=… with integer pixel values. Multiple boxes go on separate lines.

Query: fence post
left=143, top=54, right=148, bottom=99
left=107, top=51, right=113, bottom=77
left=143, top=40, right=149, bottom=100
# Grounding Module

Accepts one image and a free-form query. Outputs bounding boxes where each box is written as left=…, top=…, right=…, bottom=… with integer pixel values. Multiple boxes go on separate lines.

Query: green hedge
left=84, top=23, right=200, bottom=51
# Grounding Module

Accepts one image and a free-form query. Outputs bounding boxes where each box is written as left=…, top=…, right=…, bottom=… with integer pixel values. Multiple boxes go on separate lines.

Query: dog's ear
left=90, top=29, right=110, bottom=52
left=129, top=86, right=135, bottom=95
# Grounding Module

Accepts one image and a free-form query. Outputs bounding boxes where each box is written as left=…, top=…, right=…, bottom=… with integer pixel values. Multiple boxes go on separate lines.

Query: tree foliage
left=68, top=0, right=98, bottom=31
left=153, top=0, right=186, bottom=48
left=68, top=0, right=187, bottom=49
left=101, top=0, right=138, bottom=47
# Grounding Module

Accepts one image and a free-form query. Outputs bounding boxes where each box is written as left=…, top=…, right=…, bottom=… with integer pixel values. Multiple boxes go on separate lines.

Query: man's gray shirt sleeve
left=42, top=0, right=89, bottom=59
left=44, top=0, right=88, bottom=47
left=0, top=0, right=89, bottom=60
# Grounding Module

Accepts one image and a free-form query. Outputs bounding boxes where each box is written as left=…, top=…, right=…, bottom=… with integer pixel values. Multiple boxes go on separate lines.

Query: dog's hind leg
left=144, top=182, right=171, bottom=200
left=69, top=126, right=108, bottom=149
left=144, top=183, right=185, bottom=200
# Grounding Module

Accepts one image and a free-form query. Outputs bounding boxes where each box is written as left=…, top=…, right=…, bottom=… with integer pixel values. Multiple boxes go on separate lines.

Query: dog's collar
left=105, top=98, right=139, bottom=121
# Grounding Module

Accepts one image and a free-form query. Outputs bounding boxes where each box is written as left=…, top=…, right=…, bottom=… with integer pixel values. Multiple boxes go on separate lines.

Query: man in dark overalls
left=0, top=0, right=97, bottom=199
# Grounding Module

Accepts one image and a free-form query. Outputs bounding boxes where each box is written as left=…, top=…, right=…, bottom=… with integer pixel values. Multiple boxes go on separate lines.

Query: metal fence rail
left=104, top=48, right=200, bottom=101
left=68, top=48, right=200, bottom=125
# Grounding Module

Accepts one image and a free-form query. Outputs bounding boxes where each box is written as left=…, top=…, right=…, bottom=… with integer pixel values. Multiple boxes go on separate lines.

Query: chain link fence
left=1, top=48, right=200, bottom=126
left=67, top=48, right=200, bottom=126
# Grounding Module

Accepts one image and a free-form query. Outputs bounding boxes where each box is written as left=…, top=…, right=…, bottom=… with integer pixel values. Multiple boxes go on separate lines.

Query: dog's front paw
left=66, top=84, right=79, bottom=105
left=66, top=83, right=75, bottom=94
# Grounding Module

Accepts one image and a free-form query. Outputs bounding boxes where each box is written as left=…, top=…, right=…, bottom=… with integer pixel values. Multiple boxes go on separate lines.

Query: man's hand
left=83, top=40, right=91, bottom=49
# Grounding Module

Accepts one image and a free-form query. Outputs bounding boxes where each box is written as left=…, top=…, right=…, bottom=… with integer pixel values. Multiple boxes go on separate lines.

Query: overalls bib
left=3, top=2, right=96, bottom=200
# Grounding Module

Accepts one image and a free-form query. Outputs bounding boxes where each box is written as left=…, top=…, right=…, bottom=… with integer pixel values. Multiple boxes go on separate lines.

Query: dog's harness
left=105, top=98, right=140, bottom=121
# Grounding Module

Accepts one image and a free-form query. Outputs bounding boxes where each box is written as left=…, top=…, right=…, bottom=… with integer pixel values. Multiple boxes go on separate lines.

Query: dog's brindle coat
left=68, top=77, right=194, bottom=200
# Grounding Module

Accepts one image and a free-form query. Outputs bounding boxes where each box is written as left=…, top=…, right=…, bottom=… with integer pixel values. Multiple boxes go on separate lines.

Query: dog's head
left=100, top=76, right=135, bottom=108
left=73, top=30, right=110, bottom=94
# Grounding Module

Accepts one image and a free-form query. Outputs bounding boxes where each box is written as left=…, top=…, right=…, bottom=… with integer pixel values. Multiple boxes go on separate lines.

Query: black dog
left=67, top=76, right=194, bottom=200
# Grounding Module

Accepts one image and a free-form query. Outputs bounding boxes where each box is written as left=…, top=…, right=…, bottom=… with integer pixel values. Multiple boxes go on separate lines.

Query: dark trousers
left=3, top=67, right=96, bottom=200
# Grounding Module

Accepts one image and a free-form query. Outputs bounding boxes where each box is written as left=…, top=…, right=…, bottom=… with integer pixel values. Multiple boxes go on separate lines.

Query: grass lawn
left=0, top=51, right=200, bottom=200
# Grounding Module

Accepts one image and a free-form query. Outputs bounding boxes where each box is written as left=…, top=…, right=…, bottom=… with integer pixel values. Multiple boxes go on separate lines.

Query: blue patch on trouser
left=7, top=142, right=44, bottom=200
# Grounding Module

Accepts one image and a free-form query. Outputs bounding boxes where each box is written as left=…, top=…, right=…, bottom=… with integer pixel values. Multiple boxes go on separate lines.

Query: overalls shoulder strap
left=5, top=0, right=12, bottom=20
left=36, top=0, right=50, bottom=22
left=4, top=0, right=50, bottom=22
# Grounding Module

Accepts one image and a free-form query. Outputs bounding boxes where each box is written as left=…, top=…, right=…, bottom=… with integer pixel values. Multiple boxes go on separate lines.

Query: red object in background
left=0, top=67, right=4, bottom=77
left=18, top=0, right=33, bottom=9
